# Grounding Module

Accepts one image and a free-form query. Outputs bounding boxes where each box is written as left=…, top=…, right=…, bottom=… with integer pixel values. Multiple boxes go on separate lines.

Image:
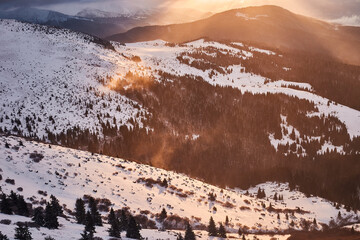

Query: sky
left=0, top=0, right=359, bottom=26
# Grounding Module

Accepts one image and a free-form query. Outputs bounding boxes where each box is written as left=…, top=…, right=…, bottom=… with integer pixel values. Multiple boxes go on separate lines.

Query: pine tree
left=176, top=234, right=184, bottom=240
left=49, top=195, right=62, bottom=216
left=0, top=194, right=12, bottom=215
left=273, top=193, right=278, bottom=201
left=256, top=188, right=266, bottom=199
left=79, top=211, right=96, bottom=240
left=17, top=195, right=29, bottom=217
left=0, top=231, right=9, bottom=240
left=218, top=223, right=226, bottom=238
left=75, top=198, right=86, bottom=224
left=162, top=178, right=168, bottom=188
left=208, top=192, right=216, bottom=201
left=208, top=217, right=217, bottom=236
left=279, top=195, right=283, bottom=201
left=89, top=197, right=102, bottom=226
left=32, top=207, right=44, bottom=227
left=10, top=191, right=18, bottom=205
left=159, top=208, right=167, bottom=221
left=184, top=223, right=196, bottom=240
left=108, top=208, right=121, bottom=238
left=290, top=220, right=295, bottom=227
left=126, top=215, right=141, bottom=239
left=85, top=211, right=96, bottom=234
left=313, top=218, right=317, bottom=225
left=79, top=228, right=93, bottom=240
left=14, top=225, right=32, bottom=240
left=225, top=216, right=229, bottom=226
left=257, top=188, right=261, bottom=198
left=120, top=209, right=128, bottom=231
left=44, top=203, right=59, bottom=229
left=108, top=208, right=116, bottom=224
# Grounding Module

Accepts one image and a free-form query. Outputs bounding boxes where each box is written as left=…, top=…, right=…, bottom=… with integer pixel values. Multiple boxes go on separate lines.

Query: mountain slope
left=0, top=7, right=72, bottom=24
left=108, top=5, right=360, bottom=66
left=0, top=19, right=146, bottom=140
left=0, top=7, right=213, bottom=38
left=120, top=39, right=360, bottom=135
left=0, top=135, right=358, bottom=239
left=0, top=7, right=140, bottom=37
left=1, top=19, right=359, bottom=215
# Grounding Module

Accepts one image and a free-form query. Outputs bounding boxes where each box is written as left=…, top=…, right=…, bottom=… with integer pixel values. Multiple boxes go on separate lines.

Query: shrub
left=5, top=179, right=15, bottom=185
left=29, top=152, right=44, bottom=163
left=0, top=219, right=11, bottom=225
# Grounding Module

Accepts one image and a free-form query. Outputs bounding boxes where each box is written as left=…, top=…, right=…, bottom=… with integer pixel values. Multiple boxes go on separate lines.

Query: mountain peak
left=0, top=7, right=70, bottom=23
left=76, top=7, right=143, bottom=18
left=108, top=5, right=360, bottom=66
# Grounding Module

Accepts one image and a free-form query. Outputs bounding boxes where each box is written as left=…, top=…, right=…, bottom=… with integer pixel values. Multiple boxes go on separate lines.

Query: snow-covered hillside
left=0, top=212, right=290, bottom=240
left=0, top=135, right=358, bottom=240
left=1, top=19, right=359, bottom=150
left=0, top=8, right=72, bottom=24
left=0, top=21, right=359, bottom=240
left=0, top=19, right=147, bottom=139
left=119, top=39, right=360, bottom=139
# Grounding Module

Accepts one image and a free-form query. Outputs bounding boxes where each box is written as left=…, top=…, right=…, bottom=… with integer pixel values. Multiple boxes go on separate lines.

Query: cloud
left=0, top=0, right=95, bottom=10
left=1, top=0, right=360, bottom=22
left=330, top=15, right=360, bottom=27
left=0, top=0, right=161, bottom=15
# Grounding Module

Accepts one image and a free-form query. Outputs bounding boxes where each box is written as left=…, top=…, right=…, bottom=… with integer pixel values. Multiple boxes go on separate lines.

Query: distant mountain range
left=76, top=7, right=145, bottom=19
left=0, top=7, right=141, bottom=37
left=108, top=5, right=360, bottom=66
left=0, top=7, right=72, bottom=24
left=0, top=7, right=213, bottom=38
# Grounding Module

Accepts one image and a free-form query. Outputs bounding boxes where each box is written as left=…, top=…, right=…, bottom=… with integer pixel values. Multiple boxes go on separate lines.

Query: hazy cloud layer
left=0, top=0, right=92, bottom=10
left=0, top=0, right=359, bottom=25
left=330, top=15, right=360, bottom=27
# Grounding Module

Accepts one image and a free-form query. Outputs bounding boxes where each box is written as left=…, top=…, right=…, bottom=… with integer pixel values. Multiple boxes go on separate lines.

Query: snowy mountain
left=76, top=8, right=149, bottom=19
left=0, top=19, right=146, bottom=139
left=108, top=5, right=360, bottom=66
left=120, top=39, right=360, bottom=139
left=2, top=19, right=358, bottom=149
left=0, top=18, right=360, bottom=239
left=0, top=7, right=143, bottom=37
left=0, top=135, right=358, bottom=239
left=1, top=18, right=360, bottom=209
left=0, top=7, right=212, bottom=38
left=0, top=8, right=74, bottom=24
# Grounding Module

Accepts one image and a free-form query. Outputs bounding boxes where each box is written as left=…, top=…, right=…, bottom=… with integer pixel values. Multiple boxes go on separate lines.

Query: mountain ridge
left=1, top=19, right=359, bottom=216
left=0, top=7, right=73, bottom=24
left=107, top=5, right=360, bottom=66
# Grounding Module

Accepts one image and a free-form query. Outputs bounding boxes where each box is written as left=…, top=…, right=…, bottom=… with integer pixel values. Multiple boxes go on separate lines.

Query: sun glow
left=160, top=0, right=245, bottom=13
left=159, top=0, right=322, bottom=20
left=108, top=63, right=153, bottom=92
